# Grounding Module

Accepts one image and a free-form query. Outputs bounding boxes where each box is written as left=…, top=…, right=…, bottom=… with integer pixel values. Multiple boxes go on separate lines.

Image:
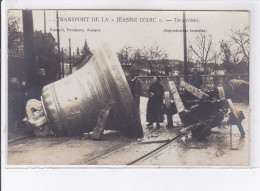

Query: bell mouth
left=99, top=44, right=143, bottom=137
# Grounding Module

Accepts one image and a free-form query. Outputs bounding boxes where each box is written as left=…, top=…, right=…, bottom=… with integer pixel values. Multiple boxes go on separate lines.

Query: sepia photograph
left=6, top=9, right=250, bottom=166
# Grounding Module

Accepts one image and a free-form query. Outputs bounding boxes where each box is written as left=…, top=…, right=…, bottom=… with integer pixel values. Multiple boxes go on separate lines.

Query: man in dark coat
left=146, top=75, right=164, bottom=128
left=34, top=68, right=48, bottom=99
left=190, top=69, right=203, bottom=89
left=8, top=77, right=25, bottom=131
left=126, top=71, right=143, bottom=114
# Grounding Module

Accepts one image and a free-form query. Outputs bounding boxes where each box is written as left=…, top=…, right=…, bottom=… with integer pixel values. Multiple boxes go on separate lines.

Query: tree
left=34, top=30, right=58, bottom=82
left=8, top=15, right=24, bottom=57
left=81, top=40, right=91, bottom=56
left=220, top=39, right=244, bottom=74
left=220, top=40, right=231, bottom=63
left=211, top=50, right=221, bottom=74
left=220, top=40, right=234, bottom=73
left=219, top=25, right=249, bottom=74
left=128, top=48, right=145, bottom=72
left=189, top=33, right=213, bottom=74
left=117, top=43, right=169, bottom=75
left=131, top=48, right=143, bottom=64
left=231, top=26, right=249, bottom=63
left=187, top=45, right=194, bottom=63
left=76, top=47, right=80, bottom=55
left=143, top=43, right=168, bottom=75
left=117, top=45, right=133, bottom=66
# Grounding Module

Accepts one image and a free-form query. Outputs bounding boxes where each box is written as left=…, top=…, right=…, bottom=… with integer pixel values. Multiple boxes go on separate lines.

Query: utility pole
left=69, top=39, right=72, bottom=74
left=183, top=11, right=188, bottom=82
left=42, top=10, right=47, bottom=69
left=61, top=47, right=65, bottom=78
left=22, top=10, right=35, bottom=87
left=72, top=52, right=74, bottom=66
left=56, top=10, right=61, bottom=79
left=44, top=10, right=46, bottom=34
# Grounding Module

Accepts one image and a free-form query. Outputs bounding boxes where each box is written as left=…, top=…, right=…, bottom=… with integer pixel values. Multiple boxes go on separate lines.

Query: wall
left=137, top=74, right=249, bottom=96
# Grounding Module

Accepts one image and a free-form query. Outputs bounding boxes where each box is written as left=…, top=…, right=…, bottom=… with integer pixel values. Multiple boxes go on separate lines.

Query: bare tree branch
left=189, top=33, right=214, bottom=73
left=231, top=26, right=249, bottom=62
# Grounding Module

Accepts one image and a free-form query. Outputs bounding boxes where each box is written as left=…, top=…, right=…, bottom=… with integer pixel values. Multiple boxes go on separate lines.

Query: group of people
left=8, top=77, right=28, bottom=132
left=126, top=69, right=203, bottom=129
left=8, top=68, right=48, bottom=132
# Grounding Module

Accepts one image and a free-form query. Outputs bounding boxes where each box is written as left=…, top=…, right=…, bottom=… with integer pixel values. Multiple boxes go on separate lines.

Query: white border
left=2, top=0, right=260, bottom=191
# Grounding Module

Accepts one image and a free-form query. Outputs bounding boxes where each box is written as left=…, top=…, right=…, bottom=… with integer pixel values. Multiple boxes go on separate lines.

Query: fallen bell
left=26, top=44, right=143, bottom=138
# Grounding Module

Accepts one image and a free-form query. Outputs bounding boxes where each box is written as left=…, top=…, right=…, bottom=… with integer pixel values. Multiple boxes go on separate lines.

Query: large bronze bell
left=26, top=44, right=143, bottom=138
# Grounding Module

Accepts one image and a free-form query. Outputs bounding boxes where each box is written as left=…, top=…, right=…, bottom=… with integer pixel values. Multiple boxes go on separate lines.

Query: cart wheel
left=33, top=124, right=50, bottom=137
left=227, top=99, right=245, bottom=137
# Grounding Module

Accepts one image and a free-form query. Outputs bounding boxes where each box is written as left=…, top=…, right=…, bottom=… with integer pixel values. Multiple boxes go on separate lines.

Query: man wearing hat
left=146, top=75, right=164, bottom=128
left=126, top=68, right=143, bottom=114
left=190, top=69, right=203, bottom=89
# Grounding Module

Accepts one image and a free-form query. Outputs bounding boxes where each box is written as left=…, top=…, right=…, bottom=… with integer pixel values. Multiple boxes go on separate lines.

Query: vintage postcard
left=6, top=9, right=250, bottom=166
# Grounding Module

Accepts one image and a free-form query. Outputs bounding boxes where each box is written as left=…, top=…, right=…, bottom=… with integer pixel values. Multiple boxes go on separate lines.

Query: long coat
left=128, top=78, right=143, bottom=110
left=8, top=82, right=26, bottom=130
left=190, top=72, right=203, bottom=89
left=146, top=82, right=164, bottom=123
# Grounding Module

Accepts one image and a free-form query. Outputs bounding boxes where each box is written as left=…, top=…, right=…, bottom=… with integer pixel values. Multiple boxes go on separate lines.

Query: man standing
left=190, top=69, right=203, bottom=89
left=33, top=68, right=48, bottom=100
left=8, top=78, right=25, bottom=131
left=146, top=75, right=164, bottom=128
left=126, top=69, right=143, bottom=113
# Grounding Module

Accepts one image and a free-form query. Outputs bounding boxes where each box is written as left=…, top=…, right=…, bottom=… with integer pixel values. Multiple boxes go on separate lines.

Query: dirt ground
left=7, top=96, right=250, bottom=166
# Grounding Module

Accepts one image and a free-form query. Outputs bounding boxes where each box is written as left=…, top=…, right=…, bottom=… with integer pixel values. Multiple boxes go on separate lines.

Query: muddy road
left=8, top=97, right=250, bottom=166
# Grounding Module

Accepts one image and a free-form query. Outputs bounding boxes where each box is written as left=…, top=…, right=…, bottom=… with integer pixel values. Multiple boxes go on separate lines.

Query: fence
left=137, top=74, right=249, bottom=96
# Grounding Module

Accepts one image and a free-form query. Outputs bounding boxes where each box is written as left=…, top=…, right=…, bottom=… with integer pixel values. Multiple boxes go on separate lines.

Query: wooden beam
left=164, top=91, right=173, bottom=128
left=168, top=81, right=185, bottom=113
left=138, top=139, right=171, bottom=144
left=180, top=81, right=210, bottom=101
left=227, top=99, right=245, bottom=137
left=91, top=105, right=113, bottom=140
